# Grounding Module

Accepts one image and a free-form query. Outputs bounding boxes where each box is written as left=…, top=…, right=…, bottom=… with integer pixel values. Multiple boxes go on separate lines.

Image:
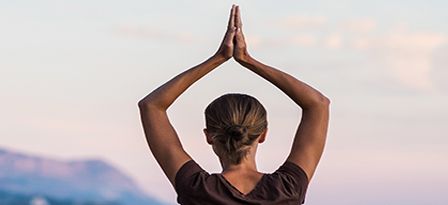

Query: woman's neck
left=221, top=158, right=257, bottom=173
left=219, top=146, right=259, bottom=173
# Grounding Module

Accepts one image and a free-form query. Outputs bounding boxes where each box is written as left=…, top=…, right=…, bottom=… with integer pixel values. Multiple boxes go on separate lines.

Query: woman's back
left=175, top=160, right=309, bottom=205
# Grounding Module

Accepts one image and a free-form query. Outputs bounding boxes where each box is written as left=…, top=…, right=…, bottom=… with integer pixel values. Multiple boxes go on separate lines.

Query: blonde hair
left=205, top=93, right=267, bottom=164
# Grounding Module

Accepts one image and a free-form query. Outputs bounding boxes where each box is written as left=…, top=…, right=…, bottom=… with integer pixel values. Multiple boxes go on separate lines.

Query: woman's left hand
left=214, top=5, right=237, bottom=60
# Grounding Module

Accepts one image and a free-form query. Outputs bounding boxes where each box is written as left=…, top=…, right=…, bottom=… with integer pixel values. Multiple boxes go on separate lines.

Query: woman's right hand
left=233, top=6, right=251, bottom=63
left=230, top=6, right=330, bottom=182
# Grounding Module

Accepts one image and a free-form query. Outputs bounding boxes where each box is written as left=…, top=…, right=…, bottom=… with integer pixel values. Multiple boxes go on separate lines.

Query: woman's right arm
left=233, top=6, right=330, bottom=181
left=138, top=5, right=237, bottom=187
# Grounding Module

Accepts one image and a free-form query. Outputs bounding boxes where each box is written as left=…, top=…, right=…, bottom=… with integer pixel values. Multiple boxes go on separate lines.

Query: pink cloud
left=325, top=34, right=343, bottom=49
left=293, top=34, right=317, bottom=46
left=245, top=35, right=262, bottom=47
left=243, top=34, right=319, bottom=49
left=269, top=15, right=326, bottom=30
left=318, top=21, right=447, bottom=90
left=342, top=19, right=377, bottom=33
left=361, top=23, right=447, bottom=90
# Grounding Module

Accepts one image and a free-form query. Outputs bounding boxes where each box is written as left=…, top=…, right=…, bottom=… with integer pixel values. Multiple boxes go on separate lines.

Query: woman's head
left=204, top=93, right=267, bottom=164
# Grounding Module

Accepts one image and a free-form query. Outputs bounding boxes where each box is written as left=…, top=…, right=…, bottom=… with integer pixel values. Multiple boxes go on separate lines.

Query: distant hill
left=0, top=148, right=166, bottom=205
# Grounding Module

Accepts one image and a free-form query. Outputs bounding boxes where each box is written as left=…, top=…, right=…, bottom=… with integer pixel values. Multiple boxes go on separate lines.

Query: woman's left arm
left=138, top=5, right=237, bottom=187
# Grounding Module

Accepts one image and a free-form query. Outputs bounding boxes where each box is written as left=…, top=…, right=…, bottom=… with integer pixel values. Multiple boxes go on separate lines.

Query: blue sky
left=1, top=0, right=448, bottom=204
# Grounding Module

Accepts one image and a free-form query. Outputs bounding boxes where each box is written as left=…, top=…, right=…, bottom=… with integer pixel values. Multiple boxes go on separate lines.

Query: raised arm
left=138, top=5, right=237, bottom=187
left=233, top=6, right=330, bottom=181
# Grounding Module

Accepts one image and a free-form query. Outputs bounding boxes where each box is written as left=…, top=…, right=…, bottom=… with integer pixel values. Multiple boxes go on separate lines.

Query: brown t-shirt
left=175, top=160, right=309, bottom=205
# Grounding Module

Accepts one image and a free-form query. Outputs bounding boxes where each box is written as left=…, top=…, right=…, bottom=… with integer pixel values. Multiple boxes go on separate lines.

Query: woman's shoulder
left=274, top=161, right=309, bottom=180
left=264, top=162, right=309, bottom=190
left=175, top=160, right=206, bottom=182
left=250, top=162, right=309, bottom=203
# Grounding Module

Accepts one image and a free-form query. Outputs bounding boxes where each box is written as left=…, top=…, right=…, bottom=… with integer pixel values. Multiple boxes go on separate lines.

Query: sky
left=1, top=0, right=448, bottom=204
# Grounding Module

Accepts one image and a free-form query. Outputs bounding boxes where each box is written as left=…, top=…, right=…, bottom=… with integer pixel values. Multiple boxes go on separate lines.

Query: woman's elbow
left=138, top=97, right=165, bottom=112
left=138, top=98, right=151, bottom=110
left=321, top=96, right=330, bottom=106
left=310, top=95, right=330, bottom=110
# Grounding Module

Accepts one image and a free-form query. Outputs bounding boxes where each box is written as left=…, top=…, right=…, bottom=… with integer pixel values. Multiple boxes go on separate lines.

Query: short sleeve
left=275, top=162, right=309, bottom=204
left=174, top=160, right=204, bottom=193
left=277, top=162, right=309, bottom=182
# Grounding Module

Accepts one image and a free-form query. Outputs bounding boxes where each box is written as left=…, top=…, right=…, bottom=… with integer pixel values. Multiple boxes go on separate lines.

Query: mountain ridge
left=0, top=147, right=165, bottom=205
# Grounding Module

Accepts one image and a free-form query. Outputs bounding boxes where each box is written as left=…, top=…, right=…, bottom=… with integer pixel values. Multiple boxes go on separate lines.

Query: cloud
left=342, top=19, right=377, bottom=33
left=246, top=35, right=262, bottom=47
left=115, top=25, right=209, bottom=44
left=325, top=34, right=343, bottom=49
left=245, top=34, right=319, bottom=48
left=319, top=22, right=448, bottom=90
left=351, top=38, right=370, bottom=49
left=431, top=45, right=448, bottom=93
left=359, top=23, right=448, bottom=90
left=117, top=20, right=447, bottom=91
left=378, top=23, right=447, bottom=52
left=269, top=15, right=326, bottom=30
left=246, top=38, right=292, bottom=49
left=292, top=34, right=317, bottom=46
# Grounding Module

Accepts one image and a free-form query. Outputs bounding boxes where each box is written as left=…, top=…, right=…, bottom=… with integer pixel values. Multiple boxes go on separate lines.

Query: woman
left=138, top=5, right=330, bottom=204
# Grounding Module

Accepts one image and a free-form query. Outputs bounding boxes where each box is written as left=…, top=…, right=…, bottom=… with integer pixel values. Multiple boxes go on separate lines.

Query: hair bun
left=225, top=124, right=247, bottom=140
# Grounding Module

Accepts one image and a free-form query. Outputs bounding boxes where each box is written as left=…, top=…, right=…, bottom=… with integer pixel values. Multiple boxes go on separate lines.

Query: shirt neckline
left=217, top=173, right=267, bottom=197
